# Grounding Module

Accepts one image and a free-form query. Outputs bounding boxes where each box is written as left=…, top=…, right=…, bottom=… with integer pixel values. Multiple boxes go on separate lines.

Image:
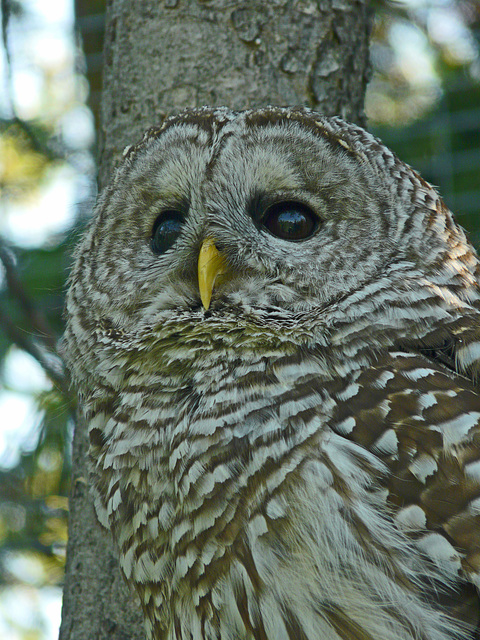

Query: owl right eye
left=150, top=211, right=184, bottom=255
left=261, top=201, right=318, bottom=241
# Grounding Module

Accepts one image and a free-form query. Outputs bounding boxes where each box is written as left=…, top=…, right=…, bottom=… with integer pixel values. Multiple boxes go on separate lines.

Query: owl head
left=64, top=107, right=478, bottom=378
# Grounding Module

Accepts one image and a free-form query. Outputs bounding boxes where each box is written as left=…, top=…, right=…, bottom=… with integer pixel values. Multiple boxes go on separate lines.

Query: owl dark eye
left=262, top=201, right=318, bottom=241
left=150, top=211, right=184, bottom=255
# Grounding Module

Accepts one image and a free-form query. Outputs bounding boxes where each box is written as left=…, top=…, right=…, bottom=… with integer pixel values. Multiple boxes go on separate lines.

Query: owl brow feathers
left=122, top=106, right=363, bottom=168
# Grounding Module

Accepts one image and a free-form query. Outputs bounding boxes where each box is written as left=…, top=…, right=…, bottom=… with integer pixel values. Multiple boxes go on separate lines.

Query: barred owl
left=63, top=107, right=480, bottom=640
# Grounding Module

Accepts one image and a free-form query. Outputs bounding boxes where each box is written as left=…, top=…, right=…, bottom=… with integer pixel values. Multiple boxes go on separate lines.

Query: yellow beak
left=197, top=238, right=228, bottom=310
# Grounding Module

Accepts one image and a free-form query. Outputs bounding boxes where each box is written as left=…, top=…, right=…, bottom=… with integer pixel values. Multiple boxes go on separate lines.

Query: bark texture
left=60, top=1, right=372, bottom=638
left=99, top=0, right=372, bottom=184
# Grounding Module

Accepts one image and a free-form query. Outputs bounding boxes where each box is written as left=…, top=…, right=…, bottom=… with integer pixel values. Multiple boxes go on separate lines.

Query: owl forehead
left=125, top=114, right=370, bottom=204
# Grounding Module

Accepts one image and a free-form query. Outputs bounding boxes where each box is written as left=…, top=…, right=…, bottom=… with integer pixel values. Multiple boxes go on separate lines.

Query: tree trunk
left=59, top=2, right=372, bottom=638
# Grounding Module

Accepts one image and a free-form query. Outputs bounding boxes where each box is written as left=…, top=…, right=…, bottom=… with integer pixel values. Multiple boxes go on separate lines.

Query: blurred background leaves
left=0, top=1, right=478, bottom=638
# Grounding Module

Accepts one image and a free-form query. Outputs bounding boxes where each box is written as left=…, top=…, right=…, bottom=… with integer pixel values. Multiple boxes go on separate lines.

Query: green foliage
left=368, top=1, right=480, bottom=248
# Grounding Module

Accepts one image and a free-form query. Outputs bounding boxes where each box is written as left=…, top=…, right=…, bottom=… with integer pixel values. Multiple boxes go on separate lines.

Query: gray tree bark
left=59, top=1, right=372, bottom=638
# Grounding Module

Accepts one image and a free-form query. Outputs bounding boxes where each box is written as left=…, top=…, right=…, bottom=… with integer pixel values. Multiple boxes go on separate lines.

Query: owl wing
left=328, top=318, right=480, bottom=632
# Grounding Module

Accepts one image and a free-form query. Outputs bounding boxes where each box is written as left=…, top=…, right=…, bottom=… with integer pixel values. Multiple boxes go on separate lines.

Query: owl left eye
left=262, top=202, right=318, bottom=241
left=150, top=210, right=184, bottom=255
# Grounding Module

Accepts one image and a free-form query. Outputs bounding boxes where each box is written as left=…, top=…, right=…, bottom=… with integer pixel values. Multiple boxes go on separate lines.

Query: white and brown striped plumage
left=63, top=107, right=480, bottom=640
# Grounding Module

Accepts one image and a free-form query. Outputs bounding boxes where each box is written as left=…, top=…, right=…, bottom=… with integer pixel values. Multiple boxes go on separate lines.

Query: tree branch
left=0, top=241, right=58, bottom=350
left=0, top=304, right=69, bottom=395
left=0, top=240, right=70, bottom=395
